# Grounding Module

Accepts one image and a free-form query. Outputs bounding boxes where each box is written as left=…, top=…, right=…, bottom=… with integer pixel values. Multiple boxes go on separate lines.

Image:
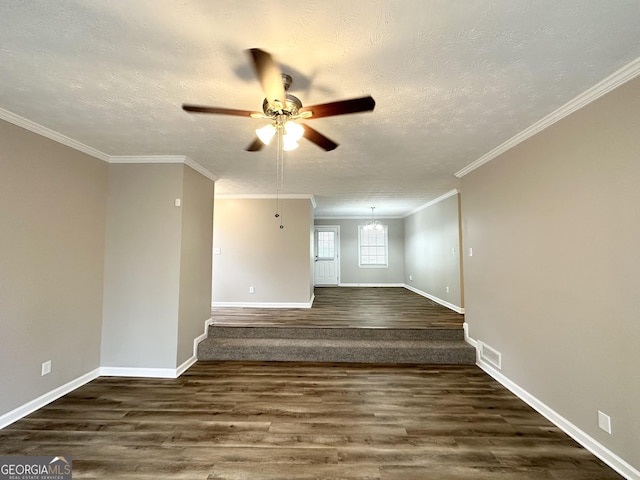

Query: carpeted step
left=197, top=332, right=476, bottom=365
left=208, top=326, right=464, bottom=341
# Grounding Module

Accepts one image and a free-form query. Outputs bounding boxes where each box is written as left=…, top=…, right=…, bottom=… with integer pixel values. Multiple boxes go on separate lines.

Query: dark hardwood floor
left=212, top=287, right=464, bottom=329
left=0, top=361, right=622, bottom=479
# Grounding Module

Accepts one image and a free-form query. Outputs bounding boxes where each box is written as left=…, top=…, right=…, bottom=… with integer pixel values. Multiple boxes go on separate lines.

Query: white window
left=358, top=225, right=388, bottom=268
left=316, top=230, right=336, bottom=260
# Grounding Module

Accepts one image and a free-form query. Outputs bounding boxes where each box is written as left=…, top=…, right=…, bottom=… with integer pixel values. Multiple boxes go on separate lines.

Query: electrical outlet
left=598, top=411, right=612, bottom=434
left=446, top=286, right=450, bottom=293
left=249, top=286, right=255, bottom=294
left=409, top=275, right=413, bottom=281
left=41, top=360, right=51, bottom=376
left=468, top=247, right=473, bottom=257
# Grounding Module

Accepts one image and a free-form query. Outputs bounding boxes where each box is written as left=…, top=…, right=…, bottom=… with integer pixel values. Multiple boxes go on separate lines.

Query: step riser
left=198, top=345, right=475, bottom=364
left=208, top=326, right=464, bottom=341
left=199, top=325, right=475, bottom=365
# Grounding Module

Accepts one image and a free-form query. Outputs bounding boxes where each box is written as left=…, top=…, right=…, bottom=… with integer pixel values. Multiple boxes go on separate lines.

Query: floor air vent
left=478, top=341, right=502, bottom=370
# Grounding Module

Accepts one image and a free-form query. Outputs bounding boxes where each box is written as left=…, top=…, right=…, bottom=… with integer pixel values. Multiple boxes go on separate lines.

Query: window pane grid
left=317, top=231, right=335, bottom=259
left=358, top=225, right=388, bottom=267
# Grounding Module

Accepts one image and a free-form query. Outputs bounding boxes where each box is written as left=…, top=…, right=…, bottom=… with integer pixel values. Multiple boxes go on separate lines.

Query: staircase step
left=197, top=335, right=476, bottom=365
left=208, top=326, right=464, bottom=341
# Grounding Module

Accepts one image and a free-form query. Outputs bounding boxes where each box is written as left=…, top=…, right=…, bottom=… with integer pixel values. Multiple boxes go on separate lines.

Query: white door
left=314, top=226, right=339, bottom=286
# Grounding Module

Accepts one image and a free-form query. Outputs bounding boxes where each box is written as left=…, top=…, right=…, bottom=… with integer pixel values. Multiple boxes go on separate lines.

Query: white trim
left=109, top=155, right=218, bottom=182
left=109, top=155, right=188, bottom=164
left=405, top=189, right=460, bottom=217
left=184, top=157, right=218, bottom=182
left=315, top=215, right=404, bottom=220
left=338, top=283, right=405, bottom=287
left=463, top=322, right=477, bottom=348
left=175, top=356, right=196, bottom=377
left=0, top=107, right=110, bottom=162
left=212, top=297, right=315, bottom=309
left=478, top=361, right=640, bottom=480
left=192, top=317, right=214, bottom=356
left=314, top=225, right=341, bottom=287
left=176, top=317, right=215, bottom=376
left=0, top=317, right=214, bottom=429
left=215, top=193, right=315, bottom=201
left=455, top=56, right=640, bottom=178
left=0, top=368, right=101, bottom=429
left=358, top=224, right=389, bottom=268
left=0, top=110, right=221, bottom=182
left=465, top=331, right=640, bottom=480
left=404, top=284, right=465, bottom=314
left=99, top=366, right=178, bottom=378
left=100, top=315, right=214, bottom=379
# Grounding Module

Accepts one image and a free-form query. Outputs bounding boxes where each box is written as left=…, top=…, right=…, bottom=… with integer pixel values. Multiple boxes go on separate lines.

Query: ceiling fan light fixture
left=284, top=120, right=304, bottom=142
left=256, top=123, right=277, bottom=145
left=282, top=136, right=299, bottom=151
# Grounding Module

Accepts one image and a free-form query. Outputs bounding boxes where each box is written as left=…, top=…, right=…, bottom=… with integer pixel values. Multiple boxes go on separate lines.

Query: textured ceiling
left=1, top=1, right=639, bottom=217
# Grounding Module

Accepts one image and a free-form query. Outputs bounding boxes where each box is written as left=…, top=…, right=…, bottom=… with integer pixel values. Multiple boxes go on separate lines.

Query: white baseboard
left=463, top=322, right=477, bottom=348
left=467, top=332, right=639, bottom=480
left=1, top=317, right=214, bottom=429
left=99, top=366, right=179, bottom=378
left=338, top=283, right=405, bottom=287
left=403, top=284, right=465, bottom=314
left=0, top=368, right=101, bottom=429
left=176, top=316, right=215, bottom=376
left=101, top=316, right=214, bottom=379
left=212, top=298, right=314, bottom=308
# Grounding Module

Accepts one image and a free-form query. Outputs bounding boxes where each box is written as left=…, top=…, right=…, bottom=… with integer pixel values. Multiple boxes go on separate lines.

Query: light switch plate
left=598, top=411, right=612, bottom=434
left=41, top=360, right=51, bottom=376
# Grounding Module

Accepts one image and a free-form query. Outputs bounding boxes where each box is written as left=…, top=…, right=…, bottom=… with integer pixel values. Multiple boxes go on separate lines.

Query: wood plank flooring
left=0, top=361, right=623, bottom=479
left=212, top=287, right=464, bottom=329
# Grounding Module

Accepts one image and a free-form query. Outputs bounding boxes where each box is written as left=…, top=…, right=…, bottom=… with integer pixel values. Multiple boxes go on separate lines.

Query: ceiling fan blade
left=245, top=137, right=265, bottom=152
left=182, top=104, right=258, bottom=117
left=300, top=96, right=376, bottom=119
left=247, top=48, right=286, bottom=106
left=302, top=125, right=338, bottom=151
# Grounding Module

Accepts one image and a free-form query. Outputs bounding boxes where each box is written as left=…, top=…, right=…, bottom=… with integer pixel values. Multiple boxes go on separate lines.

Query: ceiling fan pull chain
left=274, top=127, right=284, bottom=229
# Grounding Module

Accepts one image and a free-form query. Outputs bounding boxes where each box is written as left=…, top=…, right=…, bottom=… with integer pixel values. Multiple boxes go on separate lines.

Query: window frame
left=357, top=224, right=389, bottom=268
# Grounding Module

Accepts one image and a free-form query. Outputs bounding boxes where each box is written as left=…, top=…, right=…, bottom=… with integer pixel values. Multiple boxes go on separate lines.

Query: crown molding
left=0, top=108, right=219, bottom=182
left=109, top=155, right=217, bottom=182
left=455, top=56, right=640, bottom=178
left=315, top=215, right=404, bottom=220
left=184, top=157, right=218, bottom=182
left=405, top=189, right=460, bottom=217
left=0, top=107, right=110, bottom=162
left=215, top=193, right=315, bottom=202
left=109, top=155, right=187, bottom=164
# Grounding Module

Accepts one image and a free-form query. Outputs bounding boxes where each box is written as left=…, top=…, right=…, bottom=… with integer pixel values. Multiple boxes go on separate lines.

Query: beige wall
left=461, top=76, right=640, bottom=468
left=101, top=163, right=184, bottom=369
left=0, top=119, right=108, bottom=415
left=101, top=163, right=214, bottom=369
left=176, top=166, right=214, bottom=365
left=314, top=217, right=405, bottom=285
left=403, top=193, right=463, bottom=309
left=213, top=198, right=313, bottom=305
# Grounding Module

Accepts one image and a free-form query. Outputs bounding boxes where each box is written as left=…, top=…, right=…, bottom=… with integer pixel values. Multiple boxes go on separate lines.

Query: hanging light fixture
left=364, top=207, right=383, bottom=231
left=255, top=123, right=277, bottom=145
left=255, top=117, right=304, bottom=151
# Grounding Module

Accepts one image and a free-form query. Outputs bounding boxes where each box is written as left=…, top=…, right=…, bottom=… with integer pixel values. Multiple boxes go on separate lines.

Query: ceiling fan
left=182, top=48, right=376, bottom=152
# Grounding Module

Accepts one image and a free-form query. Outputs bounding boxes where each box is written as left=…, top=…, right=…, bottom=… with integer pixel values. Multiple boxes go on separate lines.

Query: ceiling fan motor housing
left=262, top=93, right=303, bottom=118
